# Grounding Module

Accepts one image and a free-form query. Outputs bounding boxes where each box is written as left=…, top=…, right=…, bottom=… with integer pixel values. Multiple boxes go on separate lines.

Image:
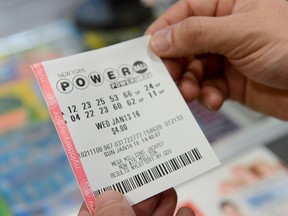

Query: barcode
left=93, top=148, right=202, bottom=197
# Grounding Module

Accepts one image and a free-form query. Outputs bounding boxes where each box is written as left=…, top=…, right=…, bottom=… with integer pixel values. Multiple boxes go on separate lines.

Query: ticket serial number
left=77, top=114, right=184, bottom=159
left=78, top=124, right=162, bottom=159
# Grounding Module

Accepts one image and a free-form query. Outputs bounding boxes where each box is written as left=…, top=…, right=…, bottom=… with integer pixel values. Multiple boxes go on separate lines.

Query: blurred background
left=0, top=0, right=288, bottom=215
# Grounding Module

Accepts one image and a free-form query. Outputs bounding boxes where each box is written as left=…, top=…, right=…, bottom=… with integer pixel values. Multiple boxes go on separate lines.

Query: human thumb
left=150, top=16, right=238, bottom=57
left=93, top=191, right=136, bottom=216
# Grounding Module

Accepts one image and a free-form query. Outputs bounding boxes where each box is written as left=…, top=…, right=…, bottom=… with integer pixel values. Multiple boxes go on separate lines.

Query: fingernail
left=151, top=28, right=172, bottom=53
left=203, top=97, right=213, bottom=110
left=94, top=191, right=124, bottom=210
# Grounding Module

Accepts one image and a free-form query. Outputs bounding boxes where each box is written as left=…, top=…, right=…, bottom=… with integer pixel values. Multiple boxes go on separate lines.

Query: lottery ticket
left=31, top=35, right=220, bottom=215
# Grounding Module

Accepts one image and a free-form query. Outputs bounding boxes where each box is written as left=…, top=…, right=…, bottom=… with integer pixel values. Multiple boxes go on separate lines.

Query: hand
left=146, top=0, right=288, bottom=120
left=78, top=188, right=195, bottom=216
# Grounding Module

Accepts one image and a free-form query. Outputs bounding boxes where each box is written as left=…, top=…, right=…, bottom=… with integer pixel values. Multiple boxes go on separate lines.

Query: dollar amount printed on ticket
left=32, top=36, right=220, bottom=215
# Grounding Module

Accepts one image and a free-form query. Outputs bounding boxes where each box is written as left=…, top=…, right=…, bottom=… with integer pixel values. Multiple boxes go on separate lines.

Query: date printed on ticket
left=31, top=35, right=220, bottom=215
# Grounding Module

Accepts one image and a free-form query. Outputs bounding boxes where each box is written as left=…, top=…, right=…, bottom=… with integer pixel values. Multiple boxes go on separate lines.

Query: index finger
left=145, top=0, right=234, bottom=34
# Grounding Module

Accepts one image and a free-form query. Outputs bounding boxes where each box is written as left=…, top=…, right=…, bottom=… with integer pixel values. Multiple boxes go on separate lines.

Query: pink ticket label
left=32, top=63, right=96, bottom=213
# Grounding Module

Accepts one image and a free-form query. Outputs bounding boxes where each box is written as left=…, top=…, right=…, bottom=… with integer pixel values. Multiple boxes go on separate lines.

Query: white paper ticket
left=31, top=35, right=220, bottom=214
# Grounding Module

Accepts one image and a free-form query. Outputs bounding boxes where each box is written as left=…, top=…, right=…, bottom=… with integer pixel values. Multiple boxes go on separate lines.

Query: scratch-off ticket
left=31, top=35, right=220, bottom=215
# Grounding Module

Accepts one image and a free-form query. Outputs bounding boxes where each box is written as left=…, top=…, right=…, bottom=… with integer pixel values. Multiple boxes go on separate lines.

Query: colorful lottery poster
left=0, top=81, right=50, bottom=135
left=0, top=20, right=85, bottom=215
left=176, top=146, right=288, bottom=216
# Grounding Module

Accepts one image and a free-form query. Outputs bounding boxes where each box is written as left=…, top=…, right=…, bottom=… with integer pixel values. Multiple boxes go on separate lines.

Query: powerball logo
left=56, top=61, right=152, bottom=94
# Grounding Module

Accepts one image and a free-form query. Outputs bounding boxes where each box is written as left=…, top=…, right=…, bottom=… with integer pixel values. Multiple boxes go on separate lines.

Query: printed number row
left=67, top=99, right=136, bottom=114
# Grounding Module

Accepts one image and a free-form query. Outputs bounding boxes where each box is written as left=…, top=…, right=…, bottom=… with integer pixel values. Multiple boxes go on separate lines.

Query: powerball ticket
left=31, top=35, right=220, bottom=214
